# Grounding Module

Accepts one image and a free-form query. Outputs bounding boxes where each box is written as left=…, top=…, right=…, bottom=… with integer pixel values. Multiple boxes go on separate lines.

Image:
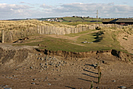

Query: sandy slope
left=118, top=33, right=133, bottom=54
left=0, top=44, right=133, bottom=89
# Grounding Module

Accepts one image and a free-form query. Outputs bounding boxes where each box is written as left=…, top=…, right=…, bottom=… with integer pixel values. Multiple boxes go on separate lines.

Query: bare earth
left=118, top=33, right=133, bottom=54
left=0, top=31, right=133, bottom=89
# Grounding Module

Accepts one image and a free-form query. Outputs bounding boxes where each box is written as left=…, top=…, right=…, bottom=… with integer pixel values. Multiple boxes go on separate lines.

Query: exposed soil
left=118, top=33, right=133, bottom=54
left=0, top=31, right=133, bottom=89
left=0, top=44, right=133, bottom=89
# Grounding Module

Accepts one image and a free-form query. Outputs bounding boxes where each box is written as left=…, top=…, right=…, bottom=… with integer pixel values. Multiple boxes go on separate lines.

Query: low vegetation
left=14, top=28, right=126, bottom=52
left=1, top=19, right=133, bottom=53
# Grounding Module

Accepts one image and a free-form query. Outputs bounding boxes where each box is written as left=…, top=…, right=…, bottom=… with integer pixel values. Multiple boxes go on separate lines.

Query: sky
left=0, top=0, right=133, bottom=20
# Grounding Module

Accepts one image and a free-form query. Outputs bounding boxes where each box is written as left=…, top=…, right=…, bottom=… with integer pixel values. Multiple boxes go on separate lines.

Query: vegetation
left=14, top=28, right=126, bottom=52
left=1, top=18, right=133, bottom=53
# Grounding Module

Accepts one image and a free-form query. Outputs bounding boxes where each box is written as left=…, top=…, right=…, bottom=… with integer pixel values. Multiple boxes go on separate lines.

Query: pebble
left=119, top=86, right=126, bottom=89
left=44, top=66, right=48, bottom=68
left=30, top=66, right=33, bottom=69
left=48, top=83, right=51, bottom=85
left=45, top=77, right=48, bottom=80
left=112, top=80, right=116, bottom=82
left=32, top=79, right=36, bottom=81
left=96, top=86, right=99, bottom=89
left=2, top=85, right=8, bottom=88
left=54, top=78, right=57, bottom=80
left=31, top=82, right=35, bottom=85
left=39, top=53, right=42, bottom=55
left=40, top=63, right=43, bottom=66
left=40, top=57, right=44, bottom=61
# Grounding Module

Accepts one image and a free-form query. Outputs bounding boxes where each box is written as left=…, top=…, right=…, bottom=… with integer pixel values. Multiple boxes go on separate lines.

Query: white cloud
left=0, top=3, right=133, bottom=19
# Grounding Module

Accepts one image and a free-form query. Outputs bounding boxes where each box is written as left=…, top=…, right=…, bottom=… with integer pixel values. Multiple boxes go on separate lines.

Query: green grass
left=65, top=29, right=96, bottom=37
left=46, top=21, right=102, bottom=26
left=14, top=29, right=126, bottom=52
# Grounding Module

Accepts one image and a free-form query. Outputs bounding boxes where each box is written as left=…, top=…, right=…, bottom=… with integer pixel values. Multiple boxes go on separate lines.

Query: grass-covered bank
left=14, top=29, right=127, bottom=53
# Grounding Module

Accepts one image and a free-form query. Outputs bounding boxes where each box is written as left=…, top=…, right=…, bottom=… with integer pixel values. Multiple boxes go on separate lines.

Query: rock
left=119, top=86, right=126, bottom=89
left=2, top=85, right=8, bottom=88
left=48, top=83, right=51, bottom=85
left=30, top=66, right=33, bottom=69
left=54, top=78, right=57, bottom=80
left=112, top=80, right=116, bottom=82
left=40, top=63, right=43, bottom=66
left=4, top=88, right=12, bottom=89
left=39, top=53, right=42, bottom=55
left=45, top=77, right=48, bottom=80
left=40, top=57, right=44, bottom=61
left=32, top=79, right=36, bottom=81
left=96, top=86, right=99, bottom=89
left=45, top=63, right=48, bottom=65
left=44, top=66, right=48, bottom=68
left=31, top=82, right=35, bottom=85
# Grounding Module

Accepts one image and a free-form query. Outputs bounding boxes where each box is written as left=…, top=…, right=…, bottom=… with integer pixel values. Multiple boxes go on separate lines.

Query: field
left=0, top=19, right=133, bottom=89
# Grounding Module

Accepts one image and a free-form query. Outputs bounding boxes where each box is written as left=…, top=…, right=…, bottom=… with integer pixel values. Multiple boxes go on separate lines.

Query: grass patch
left=65, top=29, right=96, bottom=37
left=14, top=29, right=126, bottom=52
left=46, top=21, right=102, bottom=26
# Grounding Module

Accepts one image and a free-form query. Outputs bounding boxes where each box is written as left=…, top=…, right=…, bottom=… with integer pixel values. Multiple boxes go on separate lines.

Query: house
left=102, top=18, right=133, bottom=25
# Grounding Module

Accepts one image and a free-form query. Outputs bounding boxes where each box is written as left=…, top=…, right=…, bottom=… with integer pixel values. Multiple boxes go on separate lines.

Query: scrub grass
left=14, top=29, right=126, bottom=52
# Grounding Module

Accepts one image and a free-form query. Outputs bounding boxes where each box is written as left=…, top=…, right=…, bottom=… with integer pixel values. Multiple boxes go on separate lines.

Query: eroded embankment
left=0, top=45, right=133, bottom=71
left=0, top=45, right=39, bottom=71
left=37, top=49, right=133, bottom=62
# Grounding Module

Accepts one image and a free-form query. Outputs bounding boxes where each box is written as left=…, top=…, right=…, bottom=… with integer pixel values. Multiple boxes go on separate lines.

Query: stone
left=119, top=86, right=126, bottom=89
left=2, top=85, right=8, bottom=88
left=31, top=82, right=35, bottom=85
left=54, top=78, right=57, bottom=80
left=96, top=86, right=99, bottom=89
left=48, top=83, right=51, bottom=85
left=30, top=66, right=33, bottom=69
left=44, top=66, right=48, bottom=68
left=45, top=63, right=48, bottom=65
left=40, top=57, right=44, bottom=61
left=39, top=53, right=42, bottom=55
left=112, top=80, right=116, bottom=82
left=40, top=63, right=43, bottom=66
left=32, top=79, right=36, bottom=81
left=45, top=77, right=48, bottom=80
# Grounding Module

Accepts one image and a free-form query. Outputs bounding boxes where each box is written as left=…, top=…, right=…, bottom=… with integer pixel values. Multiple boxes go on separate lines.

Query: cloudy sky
left=0, top=0, right=133, bottom=20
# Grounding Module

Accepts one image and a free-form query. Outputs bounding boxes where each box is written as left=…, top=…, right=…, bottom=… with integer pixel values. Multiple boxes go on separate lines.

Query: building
left=102, top=18, right=133, bottom=25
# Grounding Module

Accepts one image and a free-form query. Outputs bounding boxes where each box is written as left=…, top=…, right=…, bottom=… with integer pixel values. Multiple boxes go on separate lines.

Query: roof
left=102, top=18, right=133, bottom=23
left=116, top=19, right=133, bottom=22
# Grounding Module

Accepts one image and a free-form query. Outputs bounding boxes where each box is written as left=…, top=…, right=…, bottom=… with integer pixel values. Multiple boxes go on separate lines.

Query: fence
left=1, top=24, right=132, bottom=43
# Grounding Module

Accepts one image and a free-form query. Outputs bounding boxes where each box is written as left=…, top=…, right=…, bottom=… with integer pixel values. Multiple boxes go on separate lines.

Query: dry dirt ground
left=0, top=32, right=133, bottom=89
left=118, top=33, right=133, bottom=54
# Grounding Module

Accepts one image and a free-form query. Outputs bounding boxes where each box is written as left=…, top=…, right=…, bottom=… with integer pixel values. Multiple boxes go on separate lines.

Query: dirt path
left=47, top=30, right=99, bottom=41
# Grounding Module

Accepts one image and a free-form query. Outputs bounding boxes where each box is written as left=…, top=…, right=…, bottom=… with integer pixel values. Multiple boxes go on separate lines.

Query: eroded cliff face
left=0, top=45, right=132, bottom=72
left=0, top=48, right=29, bottom=66
left=37, top=49, right=133, bottom=62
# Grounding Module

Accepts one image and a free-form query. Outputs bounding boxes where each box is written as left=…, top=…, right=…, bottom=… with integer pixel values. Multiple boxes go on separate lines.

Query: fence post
left=2, top=30, right=4, bottom=43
